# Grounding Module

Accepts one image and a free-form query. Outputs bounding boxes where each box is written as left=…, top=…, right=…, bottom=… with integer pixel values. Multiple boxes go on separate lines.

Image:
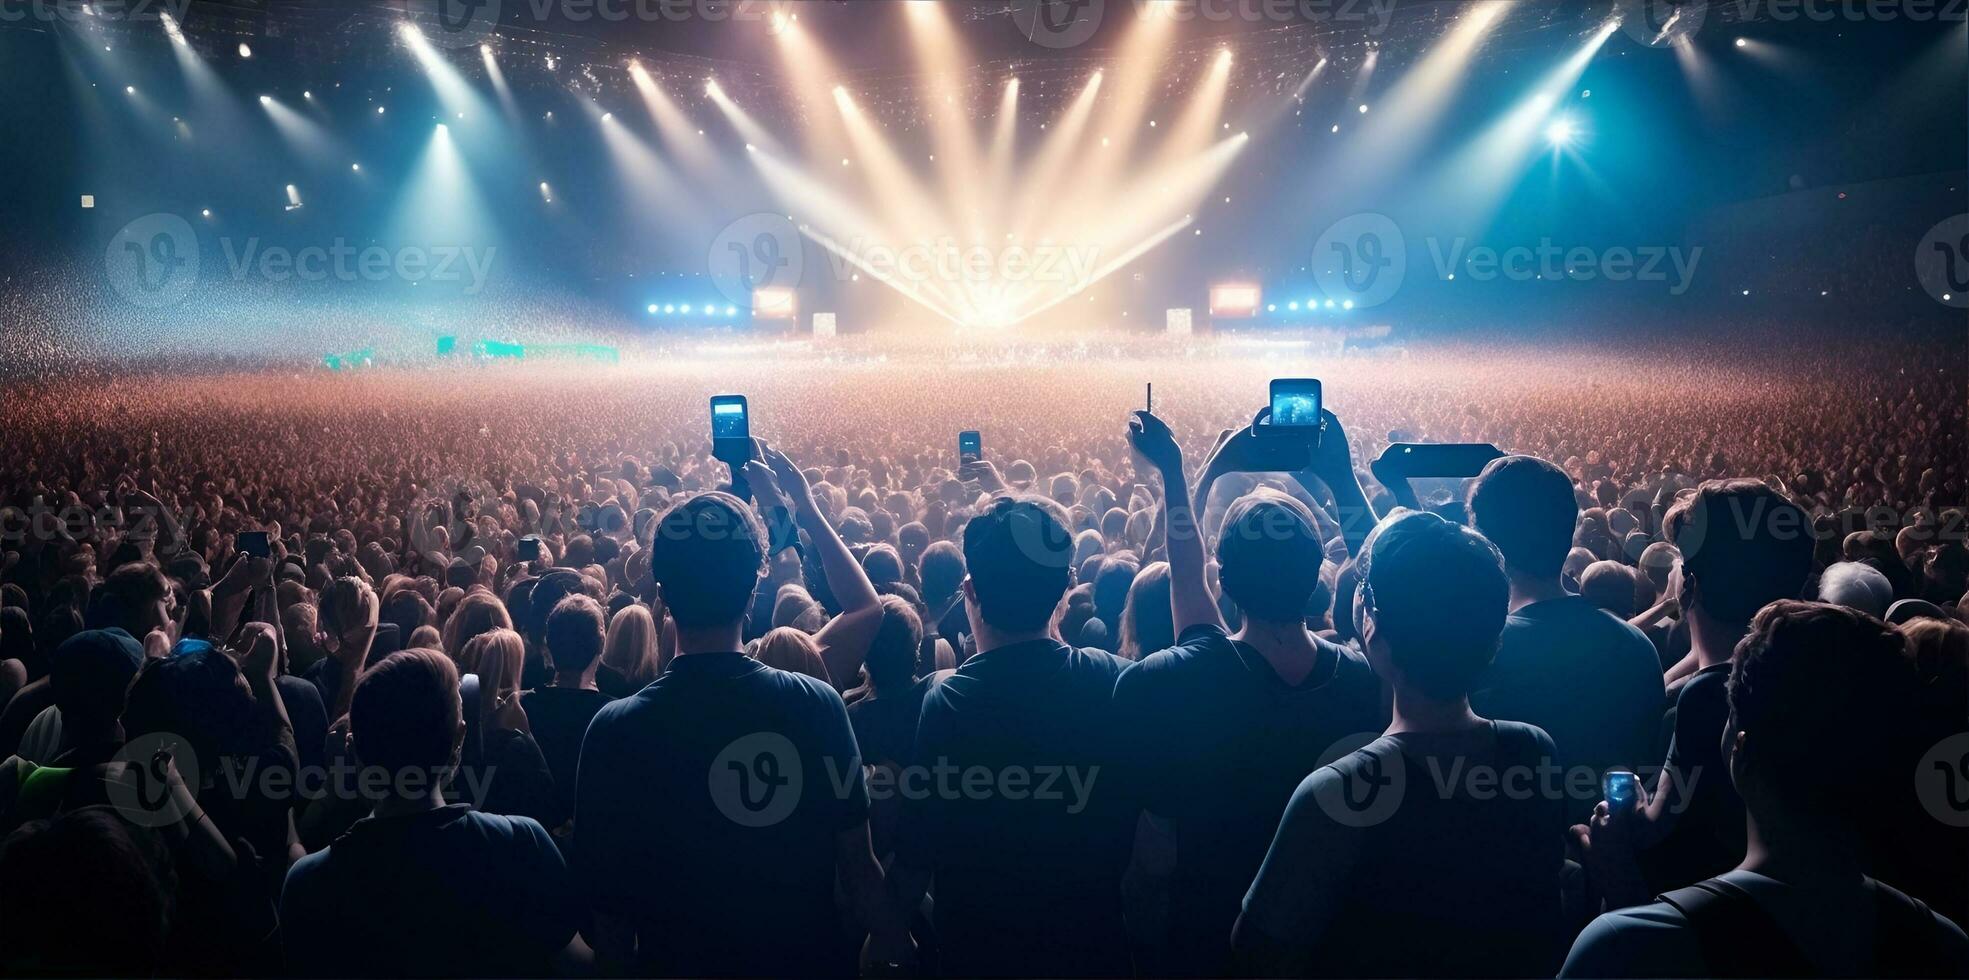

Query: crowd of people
left=0, top=341, right=1964, bottom=977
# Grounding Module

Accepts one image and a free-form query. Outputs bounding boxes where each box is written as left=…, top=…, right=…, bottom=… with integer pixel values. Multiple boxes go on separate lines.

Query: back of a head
left=545, top=593, right=607, bottom=675
left=1817, top=561, right=1894, bottom=619
left=1728, top=601, right=1912, bottom=830
left=1666, top=480, right=1815, bottom=625
left=0, top=808, right=175, bottom=977
left=753, top=626, right=830, bottom=683
left=1467, top=455, right=1577, bottom=580
left=1119, top=561, right=1175, bottom=660
left=49, top=629, right=144, bottom=727
left=1215, top=490, right=1324, bottom=625
left=862, top=544, right=904, bottom=588
left=441, top=590, right=513, bottom=664
left=1578, top=561, right=1639, bottom=619
left=351, top=649, right=464, bottom=779
left=1360, top=511, right=1510, bottom=700
left=649, top=493, right=767, bottom=630
left=1092, top=556, right=1139, bottom=621
left=122, top=640, right=256, bottom=767
left=962, top=495, right=1074, bottom=633
left=865, top=595, right=923, bottom=689
left=603, top=603, right=660, bottom=681
left=90, top=562, right=168, bottom=637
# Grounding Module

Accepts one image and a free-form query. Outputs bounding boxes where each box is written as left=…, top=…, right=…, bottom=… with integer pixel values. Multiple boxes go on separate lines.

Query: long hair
left=603, top=603, right=662, bottom=688
left=462, top=628, right=526, bottom=723
left=442, top=592, right=513, bottom=672
left=752, top=626, right=830, bottom=684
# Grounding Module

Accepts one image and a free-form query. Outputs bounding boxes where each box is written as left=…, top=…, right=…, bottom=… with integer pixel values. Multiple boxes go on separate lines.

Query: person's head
left=350, top=649, right=465, bottom=790
left=865, top=595, right=923, bottom=692
left=1816, top=561, right=1893, bottom=619
left=380, top=588, right=435, bottom=640
left=861, top=544, right=904, bottom=588
left=1118, top=561, right=1175, bottom=660
left=0, top=807, right=176, bottom=977
left=1637, top=541, right=1681, bottom=594
left=648, top=493, right=767, bottom=631
left=1355, top=511, right=1509, bottom=701
left=463, top=628, right=526, bottom=711
left=1666, top=480, right=1814, bottom=629
left=752, top=626, right=830, bottom=683
left=441, top=591, right=513, bottom=670
left=1726, top=601, right=1913, bottom=836
left=918, top=540, right=966, bottom=604
left=49, top=629, right=144, bottom=734
left=603, top=603, right=662, bottom=686
left=1900, top=616, right=1968, bottom=687
left=90, top=562, right=171, bottom=639
left=1215, top=490, right=1325, bottom=625
left=1467, top=455, right=1578, bottom=582
left=1578, top=561, right=1639, bottom=619
left=1092, top=554, right=1139, bottom=624
left=544, top=593, right=606, bottom=677
left=961, top=495, right=1075, bottom=635
left=122, top=640, right=259, bottom=767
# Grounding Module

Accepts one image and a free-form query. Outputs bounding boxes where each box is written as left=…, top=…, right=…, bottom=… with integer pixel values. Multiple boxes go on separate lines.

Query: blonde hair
left=463, top=627, right=527, bottom=722
left=443, top=591, right=514, bottom=672
left=603, top=604, right=662, bottom=688
left=752, top=626, right=830, bottom=684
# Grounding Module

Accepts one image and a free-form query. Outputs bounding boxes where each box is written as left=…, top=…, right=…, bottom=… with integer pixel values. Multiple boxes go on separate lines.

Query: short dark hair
left=1728, top=600, right=1912, bottom=828
left=865, top=595, right=923, bottom=689
left=1467, top=455, right=1577, bottom=579
left=962, top=495, right=1074, bottom=633
left=545, top=593, right=606, bottom=674
left=90, top=562, right=168, bottom=635
left=0, top=808, right=175, bottom=976
left=1666, top=480, right=1814, bottom=625
left=351, top=649, right=463, bottom=778
left=919, top=541, right=966, bottom=603
left=1216, top=490, right=1324, bottom=623
left=648, top=493, right=768, bottom=630
left=1360, top=511, right=1509, bottom=700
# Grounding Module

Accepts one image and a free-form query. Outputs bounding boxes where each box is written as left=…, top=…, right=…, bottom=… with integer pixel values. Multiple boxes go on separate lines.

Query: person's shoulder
left=1492, top=718, right=1560, bottom=757
left=1676, top=665, right=1731, bottom=705
left=1119, top=624, right=1229, bottom=684
left=456, top=807, right=557, bottom=850
left=1560, top=901, right=1699, bottom=978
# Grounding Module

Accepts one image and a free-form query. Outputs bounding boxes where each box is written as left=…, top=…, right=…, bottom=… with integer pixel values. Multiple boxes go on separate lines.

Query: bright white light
left=1545, top=118, right=1575, bottom=146
left=1324, top=299, right=1336, bottom=309
left=377, top=106, right=386, bottom=114
left=681, top=304, right=693, bottom=314
left=303, top=91, right=313, bottom=99
left=601, top=112, right=613, bottom=122
left=351, top=163, right=361, bottom=172
left=647, top=304, right=658, bottom=314
left=238, top=43, right=252, bottom=58
left=1735, top=37, right=1747, bottom=47
left=1288, top=301, right=1299, bottom=311
left=200, top=208, right=212, bottom=217
left=1331, top=124, right=1340, bottom=133
left=1358, top=103, right=1369, bottom=113
left=125, top=85, right=136, bottom=95
left=1342, top=299, right=1355, bottom=310
left=258, top=94, right=272, bottom=104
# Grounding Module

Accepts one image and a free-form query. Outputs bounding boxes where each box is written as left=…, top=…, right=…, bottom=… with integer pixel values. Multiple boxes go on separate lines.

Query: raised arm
left=747, top=445, right=882, bottom=688
left=1129, top=411, right=1225, bottom=635
left=1290, top=409, right=1381, bottom=560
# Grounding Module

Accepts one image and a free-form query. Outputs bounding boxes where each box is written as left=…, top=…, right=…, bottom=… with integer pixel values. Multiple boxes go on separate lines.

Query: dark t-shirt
left=1242, top=720, right=1568, bottom=978
left=846, top=677, right=931, bottom=767
left=574, top=652, right=868, bottom=978
left=280, top=805, right=576, bottom=978
left=896, top=639, right=1133, bottom=978
left=520, top=685, right=612, bottom=821
left=1643, top=662, right=1743, bottom=891
left=1115, top=624, right=1384, bottom=975
left=1473, top=596, right=1664, bottom=820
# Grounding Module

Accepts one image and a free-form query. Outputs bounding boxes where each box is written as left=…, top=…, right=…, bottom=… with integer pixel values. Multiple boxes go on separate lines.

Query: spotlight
left=1323, top=299, right=1335, bottom=309
left=647, top=304, right=658, bottom=314
left=377, top=106, right=386, bottom=114
left=1545, top=117, right=1575, bottom=146
left=681, top=304, right=693, bottom=314
left=303, top=90, right=313, bottom=99
left=436, top=122, right=448, bottom=133
left=1342, top=299, right=1355, bottom=310
left=1358, top=103, right=1369, bottom=113
left=201, top=208, right=212, bottom=218
left=725, top=305, right=737, bottom=316
left=238, top=42, right=252, bottom=58
left=1287, top=301, right=1299, bottom=311
left=1331, top=124, right=1340, bottom=133
left=351, top=163, right=361, bottom=172
left=601, top=112, right=613, bottom=122
left=1735, top=37, right=1747, bottom=47
left=664, top=304, right=675, bottom=313
left=259, top=94, right=272, bottom=104
left=125, top=85, right=136, bottom=94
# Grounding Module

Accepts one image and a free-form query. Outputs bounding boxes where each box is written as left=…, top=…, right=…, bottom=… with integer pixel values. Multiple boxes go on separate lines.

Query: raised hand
left=1128, top=410, right=1183, bottom=476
